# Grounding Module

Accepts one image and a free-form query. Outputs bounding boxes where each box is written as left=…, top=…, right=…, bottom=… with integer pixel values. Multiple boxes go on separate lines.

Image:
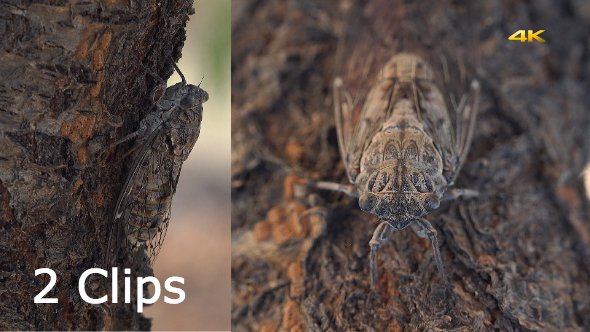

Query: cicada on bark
left=105, top=62, right=209, bottom=270
left=322, top=52, right=480, bottom=287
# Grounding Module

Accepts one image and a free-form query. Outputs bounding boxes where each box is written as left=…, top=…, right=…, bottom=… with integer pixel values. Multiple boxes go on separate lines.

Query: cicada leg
left=97, top=130, right=144, bottom=167
left=410, top=218, right=449, bottom=286
left=441, top=188, right=479, bottom=202
left=369, top=220, right=393, bottom=289
left=297, top=206, right=328, bottom=221
left=314, top=180, right=359, bottom=198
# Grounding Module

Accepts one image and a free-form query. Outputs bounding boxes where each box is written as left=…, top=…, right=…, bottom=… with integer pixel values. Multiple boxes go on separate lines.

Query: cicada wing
left=413, top=54, right=479, bottom=184
left=130, top=132, right=177, bottom=267
left=333, top=77, right=351, bottom=173
left=333, top=2, right=398, bottom=183
left=106, top=127, right=177, bottom=268
left=335, top=74, right=401, bottom=183
left=106, top=129, right=159, bottom=269
left=415, top=78, right=460, bottom=179
left=453, top=79, right=480, bottom=175
left=333, top=76, right=363, bottom=182
left=421, top=78, right=480, bottom=184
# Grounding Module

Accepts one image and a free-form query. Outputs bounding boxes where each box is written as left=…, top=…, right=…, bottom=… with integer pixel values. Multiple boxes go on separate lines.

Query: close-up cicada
left=322, top=52, right=480, bottom=288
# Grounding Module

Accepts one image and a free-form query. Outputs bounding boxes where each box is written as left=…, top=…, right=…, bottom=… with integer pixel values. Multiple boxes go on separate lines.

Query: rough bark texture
left=231, top=0, right=590, bottom=331
left=0, top=0, right=195, bottom=330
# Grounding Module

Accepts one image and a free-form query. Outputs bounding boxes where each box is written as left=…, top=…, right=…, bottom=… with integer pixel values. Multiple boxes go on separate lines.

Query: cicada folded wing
left=105, top=128, right=178, bottom=269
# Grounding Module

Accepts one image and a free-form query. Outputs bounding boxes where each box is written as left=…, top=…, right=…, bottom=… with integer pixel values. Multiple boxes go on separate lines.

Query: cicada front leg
left=369, top=220, right=394, bottom=289
left=410, top=218, right=449, bottom=286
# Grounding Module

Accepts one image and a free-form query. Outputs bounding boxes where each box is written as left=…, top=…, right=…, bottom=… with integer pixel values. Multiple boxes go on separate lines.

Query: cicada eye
left=359, top=193, right=378, bottom=212
left=425, top=194, right=440, bottom=212
left=180, top=96, right=195, bottom=109
left=200, top=90, right=209, bottom=103
left=152, top=85, right=166, bottom=103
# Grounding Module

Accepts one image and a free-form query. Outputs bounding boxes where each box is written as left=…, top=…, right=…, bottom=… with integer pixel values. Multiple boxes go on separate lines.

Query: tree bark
left=231, top=0, right=590, bottom=331
left=0, top=0, right=195, bottom=330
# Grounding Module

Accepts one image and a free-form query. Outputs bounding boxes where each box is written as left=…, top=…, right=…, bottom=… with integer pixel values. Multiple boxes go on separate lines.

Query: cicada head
left=177, top=84, right=209, bottom=124
left=358, top=191, right=440, bottom=229
left=180, top=84, right=209, bottom=109
left=154, top=82, right=209, bottom=127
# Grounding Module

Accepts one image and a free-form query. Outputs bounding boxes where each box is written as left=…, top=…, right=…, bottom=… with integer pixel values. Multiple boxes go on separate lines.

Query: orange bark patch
left=272, top=223, right=293, bottom=245
left=283, top=174, right=299, bottom=200
left=63, top=115, right=96, bottom=143
left=93, top=49, right=104, bottom=70
left=556, top=184, right=581, bottom=210
left=289, top=203, right=309, bottom=238
left=287, top=261, right=303, bottom=298
left=75, top=39, right=90, bottom=59
left=60, top=122, right=72, bottom=136
left=259, top=322, right=277, bottom=332
left=91, top=71, right=105, bottom=97
left=67, top=115, right=84, bottom=143
left=287, top=262, right=303, bottom=283
left=96, top=187, right=104, bottom=207
left=253, top=221, right=271, bottom=242
left=77, top=145, right=88, bottom=164
left=266, top=206, right=285, bottom=225
left=104, top=0, right=127, bottom=7
left=477, top=254, right=496, bottom=269
left=81, top=115, right=96, bottom=139
left=98, top=31, right=113, bottom=50
left=281, top=299, right=300, bottom=331
left=90, top=81, right=102, bottom=97
left=285, top=139, right=304, bottom=161
left=73, top=177, right=83, bottom=191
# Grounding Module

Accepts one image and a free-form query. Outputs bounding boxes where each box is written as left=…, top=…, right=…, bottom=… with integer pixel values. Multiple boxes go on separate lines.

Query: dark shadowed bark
left=231, top=0, right=590, bottom=331
left=0, top=0, right=196, bottom=330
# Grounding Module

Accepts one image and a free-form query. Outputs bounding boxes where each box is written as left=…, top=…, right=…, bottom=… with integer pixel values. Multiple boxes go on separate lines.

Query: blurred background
left=144, top=0, right=230, bottom=330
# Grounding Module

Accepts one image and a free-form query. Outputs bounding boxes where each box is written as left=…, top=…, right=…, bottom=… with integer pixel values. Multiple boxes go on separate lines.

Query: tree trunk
left=231, top=0, right=590, bottom=331
left=0, top=0, right=195, bottom=330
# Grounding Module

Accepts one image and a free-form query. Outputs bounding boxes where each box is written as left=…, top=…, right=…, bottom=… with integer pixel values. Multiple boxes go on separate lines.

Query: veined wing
left=333, top=0, right=403, bottom=183
left=334, top=75, right=399, bottom=183
left=449, top=79, right=480, bottom=182
left=106, top=126, right=178, bottom=268
left=416, top=75, right=480, bottom=184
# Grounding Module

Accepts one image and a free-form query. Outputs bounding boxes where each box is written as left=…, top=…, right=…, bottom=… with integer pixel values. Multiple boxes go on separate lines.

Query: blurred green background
left=144, top=0, right=230, bottom=330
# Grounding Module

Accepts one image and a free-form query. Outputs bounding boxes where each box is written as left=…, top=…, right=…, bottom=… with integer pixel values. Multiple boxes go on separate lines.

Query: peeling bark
left=231, top=0, right=590, bottom=331
left=0, top=0, right=196, bottom=330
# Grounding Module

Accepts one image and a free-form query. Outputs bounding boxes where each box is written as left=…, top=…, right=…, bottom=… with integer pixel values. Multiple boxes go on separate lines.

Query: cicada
left=322, top=52, right=480, bottom=287
left=105, top=61, right=209, bottom=269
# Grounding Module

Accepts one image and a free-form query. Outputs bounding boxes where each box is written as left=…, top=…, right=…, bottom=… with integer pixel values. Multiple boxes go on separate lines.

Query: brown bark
left=231, top=0, right=590, bottom=331
left=0, top=0, right=196, bottom=330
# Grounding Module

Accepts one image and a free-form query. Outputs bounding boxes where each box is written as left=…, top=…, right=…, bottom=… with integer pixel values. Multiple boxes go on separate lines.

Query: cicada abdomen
left=332, top=51, right=479, bottom=287
left=105, top=63, right=209, bottom=269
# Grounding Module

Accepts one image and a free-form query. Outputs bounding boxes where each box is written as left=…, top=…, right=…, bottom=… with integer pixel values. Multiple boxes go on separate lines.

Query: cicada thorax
left=354, top=113, right=447, bottom=227
left=381, top=53, right=435, bottom=84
